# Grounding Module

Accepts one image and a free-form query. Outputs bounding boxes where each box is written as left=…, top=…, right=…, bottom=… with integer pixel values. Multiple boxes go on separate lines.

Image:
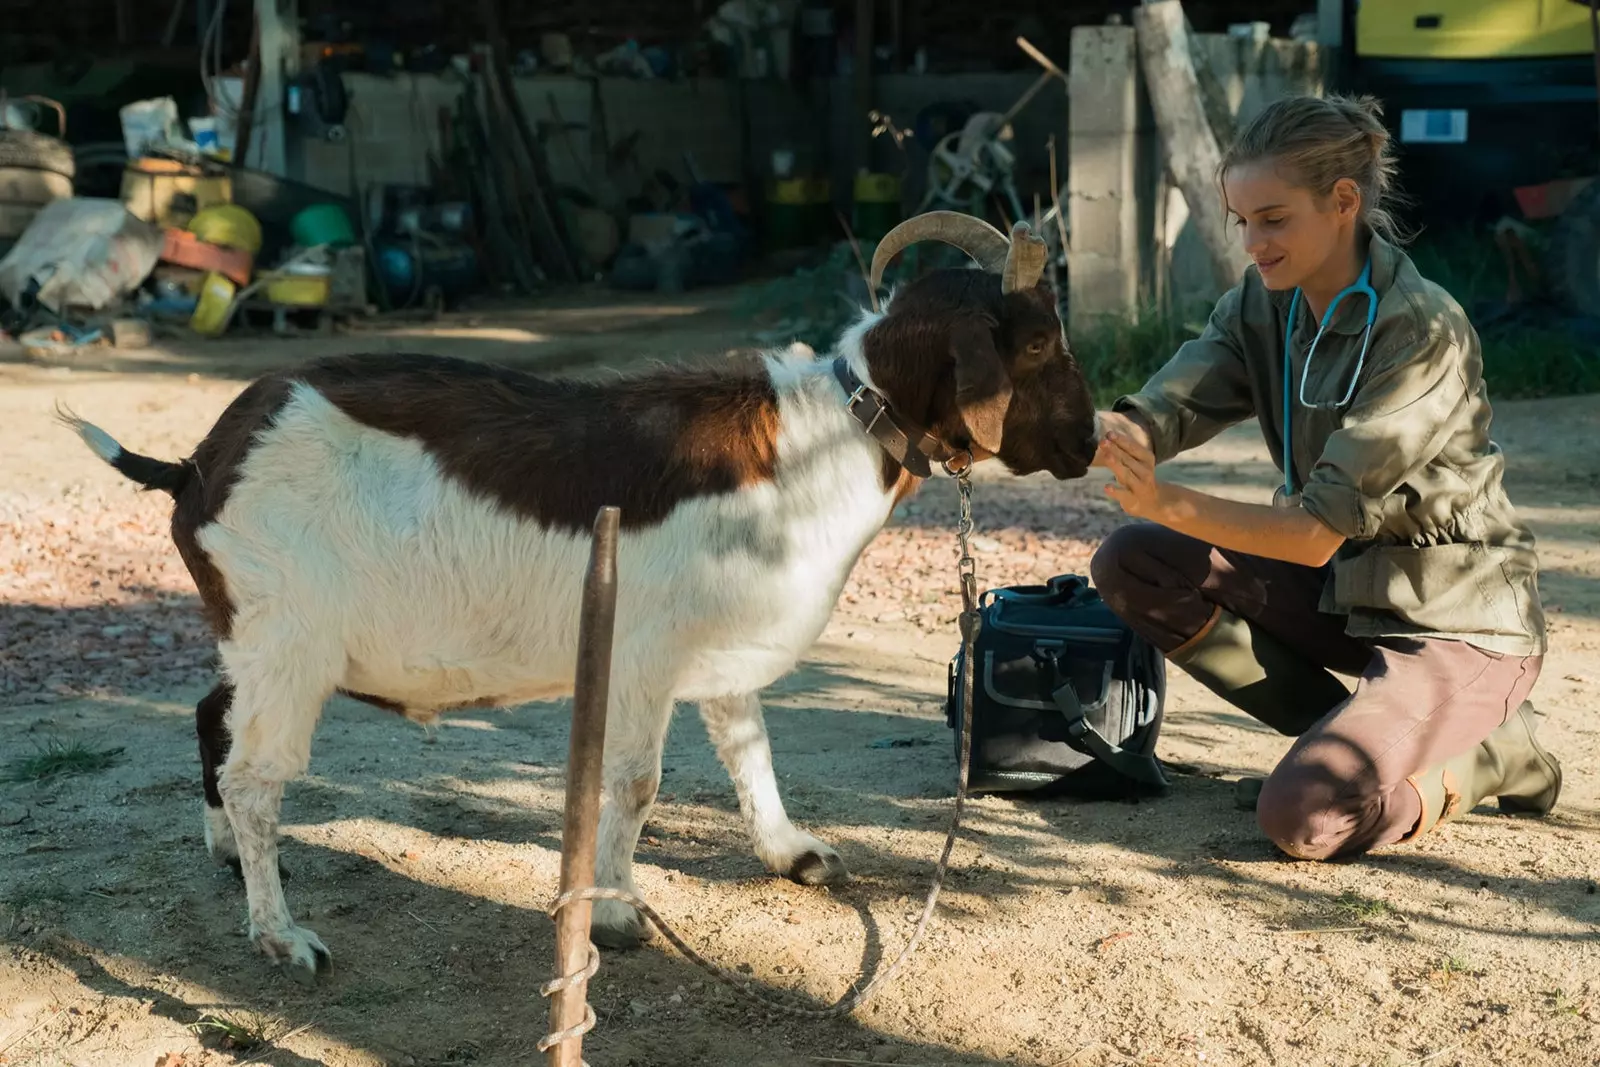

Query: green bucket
left=291, top=203, right=357, bottom=248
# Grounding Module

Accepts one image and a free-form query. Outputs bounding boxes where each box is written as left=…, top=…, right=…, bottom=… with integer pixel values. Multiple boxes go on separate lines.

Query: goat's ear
left=948, top=316, right=1012, bottom=454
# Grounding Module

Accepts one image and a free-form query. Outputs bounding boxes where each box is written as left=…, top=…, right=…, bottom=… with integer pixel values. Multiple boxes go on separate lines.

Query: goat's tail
left=54, top=403, right=192, bottom=496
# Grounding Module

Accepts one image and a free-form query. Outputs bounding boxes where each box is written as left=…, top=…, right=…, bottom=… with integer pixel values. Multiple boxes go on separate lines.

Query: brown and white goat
left=60, top=212, right=1098, bottom=982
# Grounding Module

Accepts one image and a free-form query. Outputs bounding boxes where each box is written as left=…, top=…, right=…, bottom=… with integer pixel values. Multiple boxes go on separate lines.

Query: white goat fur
left=85, top=318, right=921, bottom=967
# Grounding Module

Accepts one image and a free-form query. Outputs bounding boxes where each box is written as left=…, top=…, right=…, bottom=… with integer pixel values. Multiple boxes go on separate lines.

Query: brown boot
left=1400, top=701, right=1563, bottom=842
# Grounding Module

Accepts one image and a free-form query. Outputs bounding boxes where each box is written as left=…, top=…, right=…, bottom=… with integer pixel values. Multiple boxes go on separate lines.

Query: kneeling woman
left=1089, top=94, right=1560, bottom=861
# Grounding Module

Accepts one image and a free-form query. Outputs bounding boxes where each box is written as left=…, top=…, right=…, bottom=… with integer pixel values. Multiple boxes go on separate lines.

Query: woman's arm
left=1099, top=431, right=1346, bottom=569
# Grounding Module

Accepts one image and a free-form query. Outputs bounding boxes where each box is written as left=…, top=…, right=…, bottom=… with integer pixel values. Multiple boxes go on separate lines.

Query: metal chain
left=539, top=458, right=984, bottom=1048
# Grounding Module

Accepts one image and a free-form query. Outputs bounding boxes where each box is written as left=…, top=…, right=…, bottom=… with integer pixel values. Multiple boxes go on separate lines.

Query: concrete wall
left=1066, top=26, right=1323, bottom=332
left=292, top=69, right=1058, bottom=224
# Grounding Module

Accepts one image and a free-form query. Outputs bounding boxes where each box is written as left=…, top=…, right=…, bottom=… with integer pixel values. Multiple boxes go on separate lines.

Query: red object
left=159, top=228, right=254, bottom=287
left=1513, top=177, right=1597, bottom=220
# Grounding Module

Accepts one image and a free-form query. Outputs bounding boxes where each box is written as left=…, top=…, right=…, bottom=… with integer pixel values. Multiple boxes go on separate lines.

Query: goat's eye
left=1026, top=339, right=1047, bottom=356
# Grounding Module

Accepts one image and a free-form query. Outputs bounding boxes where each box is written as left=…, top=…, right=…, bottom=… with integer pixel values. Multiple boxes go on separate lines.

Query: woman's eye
left=1265, top=216, right=1286, bottom=226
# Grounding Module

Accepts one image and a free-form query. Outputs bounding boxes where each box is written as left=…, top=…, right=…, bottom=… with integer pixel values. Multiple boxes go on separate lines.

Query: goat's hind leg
left=217, top=644, right=337, bottom=982
left=196, top=681, right=292, bottom=883
left=698, top=692, right=847, bottom=886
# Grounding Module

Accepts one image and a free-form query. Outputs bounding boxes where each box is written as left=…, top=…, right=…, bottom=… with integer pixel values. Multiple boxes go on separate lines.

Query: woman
left=1088, top=94, right=1560, bottom=861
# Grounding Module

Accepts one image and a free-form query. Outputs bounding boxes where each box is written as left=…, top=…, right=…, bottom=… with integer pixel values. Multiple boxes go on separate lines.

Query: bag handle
left=1047, top=661, right=1169, bottom=792
left=981, top=573, right=1091, bottom=611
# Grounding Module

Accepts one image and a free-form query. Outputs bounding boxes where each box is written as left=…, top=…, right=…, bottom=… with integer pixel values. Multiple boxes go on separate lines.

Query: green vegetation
left=3, top=738, right=124, bottom=783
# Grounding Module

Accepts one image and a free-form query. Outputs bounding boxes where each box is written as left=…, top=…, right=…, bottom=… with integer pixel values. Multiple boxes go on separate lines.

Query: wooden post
left=1132, top=0, right=1250, bottom=295
left=546, top=505, right=621, bottom=1067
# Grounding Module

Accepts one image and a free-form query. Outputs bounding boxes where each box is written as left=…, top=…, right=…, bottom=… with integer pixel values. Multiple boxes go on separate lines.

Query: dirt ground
left=1, top=291, right=1596, bottom=1067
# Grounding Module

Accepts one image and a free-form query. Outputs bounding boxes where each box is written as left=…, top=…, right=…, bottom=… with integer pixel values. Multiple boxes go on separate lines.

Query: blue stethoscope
left=1280, top=258, right=1378, bottom=499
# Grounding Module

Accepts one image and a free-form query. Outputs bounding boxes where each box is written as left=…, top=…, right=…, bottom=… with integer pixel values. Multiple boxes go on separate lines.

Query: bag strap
left=1048, top=666, right=1169, bottom=791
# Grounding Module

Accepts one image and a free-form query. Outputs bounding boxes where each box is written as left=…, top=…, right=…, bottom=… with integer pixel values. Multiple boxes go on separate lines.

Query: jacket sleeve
left=1298, top=325, right=1473, bottom=541
left=1110, top=284, right=1256, bottom=464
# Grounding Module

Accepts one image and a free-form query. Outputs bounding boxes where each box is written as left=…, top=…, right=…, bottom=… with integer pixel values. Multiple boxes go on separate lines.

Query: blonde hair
left=1220, top=93, right=1409, bottom=244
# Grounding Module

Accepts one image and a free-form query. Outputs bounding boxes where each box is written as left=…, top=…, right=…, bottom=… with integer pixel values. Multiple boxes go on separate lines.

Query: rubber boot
left=1398, top=701, right=1563, bottom=842
left=1167, top=608, right=1351, bottom=737
left=1165, top=609, right=1353, bottom=812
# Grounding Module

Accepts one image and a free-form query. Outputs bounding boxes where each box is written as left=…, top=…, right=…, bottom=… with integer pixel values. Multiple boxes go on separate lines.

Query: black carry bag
left=945, top=573, right=1169, bottom=798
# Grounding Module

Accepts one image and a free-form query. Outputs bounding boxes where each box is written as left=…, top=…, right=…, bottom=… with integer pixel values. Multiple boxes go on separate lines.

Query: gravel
left=1, top=470, right=1121, bottom=707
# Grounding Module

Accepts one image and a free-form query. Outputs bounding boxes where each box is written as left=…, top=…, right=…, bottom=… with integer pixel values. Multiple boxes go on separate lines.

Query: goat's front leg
left=590, top=688, right=674, bottom=950
left=698, top=692, right=848, bottom=887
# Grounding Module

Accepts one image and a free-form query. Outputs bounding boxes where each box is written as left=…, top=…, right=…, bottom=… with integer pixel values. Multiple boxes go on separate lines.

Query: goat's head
left=860, top=211, right=1096, bottom=480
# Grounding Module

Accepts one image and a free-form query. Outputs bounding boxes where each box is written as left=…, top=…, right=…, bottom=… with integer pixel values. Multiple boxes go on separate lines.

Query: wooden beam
left=1132, top=0, right=1249, bottom=295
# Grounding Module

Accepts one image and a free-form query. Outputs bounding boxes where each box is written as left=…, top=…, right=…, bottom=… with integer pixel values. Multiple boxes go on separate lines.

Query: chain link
left=952, top=458, right=978, bottom=615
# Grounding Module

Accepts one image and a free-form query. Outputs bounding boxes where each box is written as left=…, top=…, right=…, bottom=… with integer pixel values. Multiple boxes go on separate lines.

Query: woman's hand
left=1090, top=411, right=1151, bottom=468
left=1100, top=430, right=1170, bottom=521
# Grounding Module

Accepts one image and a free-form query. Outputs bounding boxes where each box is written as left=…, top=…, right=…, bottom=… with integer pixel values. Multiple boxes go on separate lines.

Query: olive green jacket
left=1114, top=234, right=1546, bottom=656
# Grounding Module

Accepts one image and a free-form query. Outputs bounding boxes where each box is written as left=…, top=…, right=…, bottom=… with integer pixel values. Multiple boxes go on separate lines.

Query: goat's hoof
left=255, top=924, right=331, bottom=984
left=591, top=900, right=652, bottom=950
left=787, top=847, right=849, bottom=887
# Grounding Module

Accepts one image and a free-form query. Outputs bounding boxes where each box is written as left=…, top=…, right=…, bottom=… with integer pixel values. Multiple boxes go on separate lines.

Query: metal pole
left=547, top=505, right=621, bottom=1067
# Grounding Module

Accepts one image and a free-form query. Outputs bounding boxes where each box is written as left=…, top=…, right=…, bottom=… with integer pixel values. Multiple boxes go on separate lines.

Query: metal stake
left=545, top=505, right=621, bottom=1067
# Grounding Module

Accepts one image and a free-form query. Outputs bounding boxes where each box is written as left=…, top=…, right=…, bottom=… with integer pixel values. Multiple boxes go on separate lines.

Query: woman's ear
left=1333, top=177, right=1362, bottom=223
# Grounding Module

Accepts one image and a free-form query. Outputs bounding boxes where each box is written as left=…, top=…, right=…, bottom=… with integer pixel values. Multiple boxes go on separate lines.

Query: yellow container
left=1356, top=0, right=1594, bottom=59
left=190, top=272, right=236, bottom=336
left=188, top=204, right=263, bottom=255
left=266, top=272, right=331, bottom=307
left=121, top=159, right=233, bottom=228
left=853, top=171, right=901, bottom=204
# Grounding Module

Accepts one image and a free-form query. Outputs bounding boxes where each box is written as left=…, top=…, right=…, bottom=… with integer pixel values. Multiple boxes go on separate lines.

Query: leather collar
left=832, top=356, right=961, bottom=479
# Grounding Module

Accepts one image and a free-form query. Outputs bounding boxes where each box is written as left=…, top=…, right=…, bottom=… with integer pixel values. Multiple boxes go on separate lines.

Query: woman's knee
left=1255, top=764, right=1347, bottom=861
left=1090, top=523, right=1179, bottom=608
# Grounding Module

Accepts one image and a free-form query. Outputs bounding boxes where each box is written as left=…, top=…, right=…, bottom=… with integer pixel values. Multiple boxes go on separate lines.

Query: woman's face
left=1223, top=159, right=1360, bottom=292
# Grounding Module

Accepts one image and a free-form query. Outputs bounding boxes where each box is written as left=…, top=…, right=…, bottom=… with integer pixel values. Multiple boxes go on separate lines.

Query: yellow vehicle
left=1339, top=0, right=1599, bottom=229
left=1356, top=0, right=1595, bottom=59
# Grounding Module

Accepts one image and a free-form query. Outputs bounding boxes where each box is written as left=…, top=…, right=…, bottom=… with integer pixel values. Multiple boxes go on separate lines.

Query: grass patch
left=2, top=738, right=124, bottom=783
left=188, top=1011, right=275, bottom=1053
left=1408, top=227, right=1600, bottom=401
left=1072, top=307, right=1203, bottom=407
left=1331, top=889, right=1397, bottom=925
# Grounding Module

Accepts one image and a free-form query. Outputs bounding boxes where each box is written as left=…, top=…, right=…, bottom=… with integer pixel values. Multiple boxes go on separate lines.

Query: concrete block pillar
left=1066, top=25, right=1152, bottom=334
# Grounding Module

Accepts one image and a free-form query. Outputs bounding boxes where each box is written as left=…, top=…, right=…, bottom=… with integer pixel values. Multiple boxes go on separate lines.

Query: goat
left=59, top=211, right=1099, bottom=983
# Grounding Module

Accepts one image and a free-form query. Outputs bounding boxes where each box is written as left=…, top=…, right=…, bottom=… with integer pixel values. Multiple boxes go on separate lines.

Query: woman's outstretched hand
left=1098, top=427, right=1167, bottom=521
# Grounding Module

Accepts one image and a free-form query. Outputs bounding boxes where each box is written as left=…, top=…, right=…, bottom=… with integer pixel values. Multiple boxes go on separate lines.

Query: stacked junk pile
left=0, top=83, right=493, bottom=359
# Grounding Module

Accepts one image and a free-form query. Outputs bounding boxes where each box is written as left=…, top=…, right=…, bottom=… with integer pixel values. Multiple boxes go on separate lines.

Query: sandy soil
left=1, top=295, right=1596, bottom=1067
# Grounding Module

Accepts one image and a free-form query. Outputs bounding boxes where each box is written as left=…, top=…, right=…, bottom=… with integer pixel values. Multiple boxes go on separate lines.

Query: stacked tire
left=0, top=129, right=76, bottom=249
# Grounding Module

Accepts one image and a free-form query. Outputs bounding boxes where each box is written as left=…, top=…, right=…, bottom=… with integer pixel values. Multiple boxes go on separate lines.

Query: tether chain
left=538, top=458, right=983, bottom=1056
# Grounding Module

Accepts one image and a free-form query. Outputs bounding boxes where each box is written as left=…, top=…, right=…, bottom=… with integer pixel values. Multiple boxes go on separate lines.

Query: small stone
left=629, top=998, right=650, bottom=1017
left=0, top=805, right=28, bottom=826
left=100, top=625, right=128, bottom=638
left=970, top=535, right=1001, bottom=553
left=667, top=992, right=683, bottom=1005
left=149, top=632, right=175, bottom=649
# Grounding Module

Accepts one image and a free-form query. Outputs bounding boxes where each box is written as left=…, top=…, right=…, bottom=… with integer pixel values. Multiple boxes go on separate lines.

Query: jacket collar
left=1268, top=230, right=1402, bottom=337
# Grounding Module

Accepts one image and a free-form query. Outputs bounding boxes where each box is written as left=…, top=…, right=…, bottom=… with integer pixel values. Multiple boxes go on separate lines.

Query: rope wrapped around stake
left=537, top=466, right=984, bottom=1053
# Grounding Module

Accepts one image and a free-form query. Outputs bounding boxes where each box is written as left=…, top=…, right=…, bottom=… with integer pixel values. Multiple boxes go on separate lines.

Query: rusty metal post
left=547, top=505, right=621, bottom=1067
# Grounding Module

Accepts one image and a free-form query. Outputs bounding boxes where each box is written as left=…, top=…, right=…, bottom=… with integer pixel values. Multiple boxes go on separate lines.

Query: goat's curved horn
left=868, top=210, right=1011, bottom=311
left=1000, top=221, right=1048, bottom=295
